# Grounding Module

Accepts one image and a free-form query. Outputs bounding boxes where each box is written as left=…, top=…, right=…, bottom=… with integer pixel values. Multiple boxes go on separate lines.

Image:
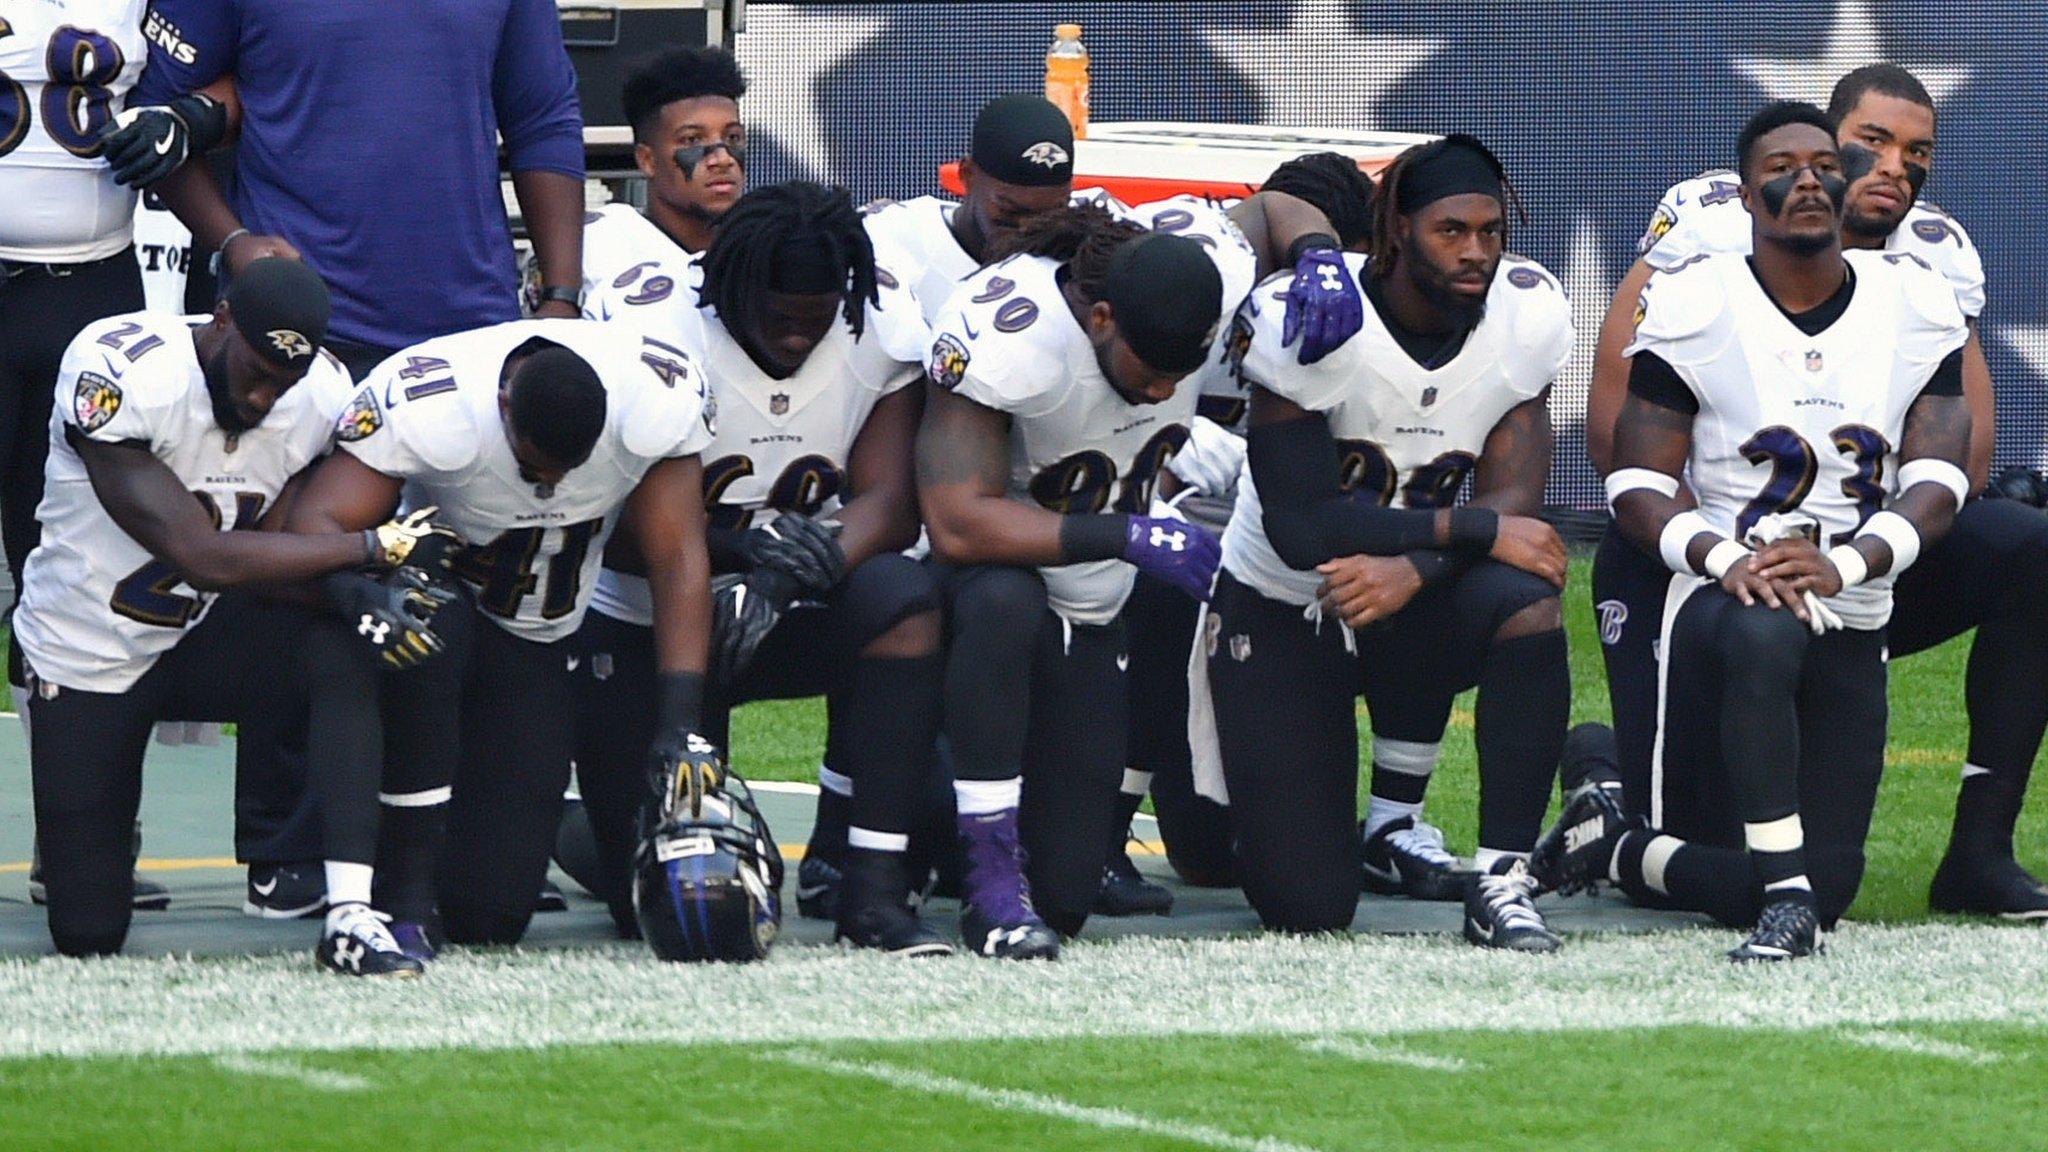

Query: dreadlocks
left=1263, top=151, right=1377, bottom=249
left=986, top=202, right=1146, bottom=304
left=1367, top=135, right=1528, bottom=280
left=700, top=181, right=876, bottom=337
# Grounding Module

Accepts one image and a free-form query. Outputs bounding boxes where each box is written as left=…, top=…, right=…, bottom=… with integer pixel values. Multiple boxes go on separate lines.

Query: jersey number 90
left=1028, top=426, right=1190, bottom=515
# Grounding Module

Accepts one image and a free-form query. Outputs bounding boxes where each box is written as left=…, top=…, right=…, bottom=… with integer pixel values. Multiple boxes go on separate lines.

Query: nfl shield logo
left=770, top=393, right=789, bottom=415
left=1420, top=385, right=1438, bottom=407
left=1805, top=350, right=1824, bottom=372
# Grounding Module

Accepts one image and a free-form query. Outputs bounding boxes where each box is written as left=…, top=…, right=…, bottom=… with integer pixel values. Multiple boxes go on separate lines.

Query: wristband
left=656, top=670, right=705, bottom=733
left=210, top=228, right=251, bottom=277
left=1405, top=549, right=1472, bottom=589
left=1445, top=507, right=1499, bottom=554
left=1059, top=513, right=1129, bottom=564
left=537, top=285, right=580, bottom=309
left=1285, top=232, right=1342, bottom=265
left=1658, top=510, right=1715, bottom=574
left=360, top=529, right=380, bottom=567
left=1702, top=539, right=1750, bottom=580
left=1857, top=509, right=1922, bottom=576
left=1826, top=544, right=1870, bottom=591
left=1897, top=458, right=1969, bottom=510
left=1603, top=467, right=1680, bottom=508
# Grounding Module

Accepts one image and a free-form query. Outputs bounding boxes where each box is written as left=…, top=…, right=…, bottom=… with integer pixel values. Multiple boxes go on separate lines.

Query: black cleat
left=1929, top=853, right=2048, bottom=921
left=244, top=862, right=327, bottom=919
left=1558, top=722, right=1623, bottom=796
left=1093, top=849, right=1174, bottom=917
left=535, top=879, right=568, bottom=913
left=796, top=853, right=844, bottom=922
left=317, top=904, right=425, bottom=978
left=1463, top=858, right=1561, bottom=953
left=1728, top=898, right=1823, bottom=962
left=835, top=850, right=953, bottom=957
left=1360, top=817, right=1470, bottom=901
left=1529, top=779, right=1632, bottom=896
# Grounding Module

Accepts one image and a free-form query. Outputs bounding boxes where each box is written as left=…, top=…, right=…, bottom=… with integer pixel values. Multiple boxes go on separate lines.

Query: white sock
left=954, top=777, right=1021, bottom=816
left=819, top=763, right=854, bottom=797
left=1363, top=796, right=1422, bottom=839
left=324, top=861, right=371, bottom=913
left=848, top=827, right=909, bottom=852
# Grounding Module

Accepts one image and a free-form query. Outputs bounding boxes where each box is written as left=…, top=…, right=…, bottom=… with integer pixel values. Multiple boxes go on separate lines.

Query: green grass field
left=7, top=554, right=2047, bottom=1149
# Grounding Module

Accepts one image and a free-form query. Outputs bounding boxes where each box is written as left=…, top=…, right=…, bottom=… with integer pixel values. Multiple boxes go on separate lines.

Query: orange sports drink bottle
left=1045, top=23, right=1089, bottom=139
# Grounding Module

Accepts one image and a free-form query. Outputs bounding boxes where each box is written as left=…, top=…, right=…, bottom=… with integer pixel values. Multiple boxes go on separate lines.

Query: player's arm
left=1226, top=191, right=1340, bottom=278
left=1757, top=350, right=1972, bottom=597
left=284, top=451, right=406, bottom=536
left=629, top=455, right=715, bottom=759
left=1247, top=386, right=1556, bottom=575
left=1961, top=322, right=1993, bottom=494
left=835, top=384, right=925, bottom=567
left=916, top=382, right=1064, bottom=566
left=1586, top=259, right=1657, bottom=476
left=498, top=0, right=586, bottom=317
left=71, top=431, right=370, bottom=589
left=1391, top=391, right=1561, bottom=592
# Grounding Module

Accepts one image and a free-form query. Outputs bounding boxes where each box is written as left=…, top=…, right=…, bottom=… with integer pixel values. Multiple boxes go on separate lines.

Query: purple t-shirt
left=135, top=0, right=584, bottom=350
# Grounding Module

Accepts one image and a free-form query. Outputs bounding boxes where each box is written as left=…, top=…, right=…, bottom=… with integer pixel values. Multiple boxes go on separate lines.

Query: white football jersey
left=1626, top=249, right=1968, bottom=629
left=1639, top=168, right=1985, bottom=318
left=586, top=253, right=924, bottom=625
left=861, top=188, right=1123, bottom=325
left=928, top=254, right=1205, bottom=624
left=14, top=312, right=353, bottom=692
left=338, top=319, right=716, bottom=642
left=0, top=0, right=147, bottom=261
left=580, top=204, right=690, bottom=306
left=1221, top=253, right=1574, bottom=606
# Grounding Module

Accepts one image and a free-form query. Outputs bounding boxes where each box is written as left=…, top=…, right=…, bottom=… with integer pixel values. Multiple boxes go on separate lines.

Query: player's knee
left=949, top=566, right=1046, bottom=645
left=1252, top=887, right=1356, bottom=935
left=864, top=608, right=941, bottom=659
left=1715, top=602, right=1807, bottom=674
left=441, top=904, right=529, bottom=947
left=839, top=554, right=943, bottom=657
left=1492, top=594, right=1563, bottom=642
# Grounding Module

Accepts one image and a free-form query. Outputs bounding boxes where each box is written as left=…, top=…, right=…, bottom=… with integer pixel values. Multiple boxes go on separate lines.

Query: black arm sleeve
left=1248, top=414, right=1448, bottom=569
left=1922, top=348, right=1964, bottom=397
left=1627, top=351, right=1699, bottom=415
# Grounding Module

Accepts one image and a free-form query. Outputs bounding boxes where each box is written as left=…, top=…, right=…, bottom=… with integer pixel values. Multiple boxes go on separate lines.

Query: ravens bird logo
left=335, top=389, right=383, bottom=442
left=1021, top=141, right=1070, bottom=169
left=268, top=329, right=314, bottom=360
left=929, top=334, right=971, bottom=391
left=73, top=372, right=123, bottom=433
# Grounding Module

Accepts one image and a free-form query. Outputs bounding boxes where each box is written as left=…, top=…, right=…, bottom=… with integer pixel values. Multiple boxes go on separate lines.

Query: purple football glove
left=1122, top=515, right=1222, bottom=602
left=1281, top=247, right=1363, bottom=365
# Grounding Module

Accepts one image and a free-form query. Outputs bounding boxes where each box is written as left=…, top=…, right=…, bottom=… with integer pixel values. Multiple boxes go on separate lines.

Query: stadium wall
left=730, top=0, right=2048, bottom=509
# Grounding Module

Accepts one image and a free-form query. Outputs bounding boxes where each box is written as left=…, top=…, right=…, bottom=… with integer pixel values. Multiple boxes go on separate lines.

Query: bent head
left=208, top=257, right=331, bottom=434
left=498, top=339, right=607, bottom=488
left=958, top=94, right=1076, bottom=259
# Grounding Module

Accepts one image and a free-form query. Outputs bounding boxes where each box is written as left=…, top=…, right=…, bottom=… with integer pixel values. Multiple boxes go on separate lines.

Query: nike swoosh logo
left=961, top=318, right=980, bottom=340
left=1360, top=859, right=1400, bottom=885
left=154, top=134, right=174, bottom=156
left=796, top=884, right=832, bottom=899
left=253, top=877, right=279, bottom=896
left=1469, top=918, right=1494, bottom=942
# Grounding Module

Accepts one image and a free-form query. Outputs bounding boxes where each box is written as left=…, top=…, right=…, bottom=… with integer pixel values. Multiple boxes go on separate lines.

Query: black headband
left=1396, top=134, right=1505, bottom=213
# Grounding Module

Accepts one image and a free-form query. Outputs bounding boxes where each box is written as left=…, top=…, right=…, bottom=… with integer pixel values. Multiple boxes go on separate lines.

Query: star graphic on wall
left=2000, top=324, right=2048, bottom=468
left=1203, top=3, right=1443, bottom=128
left=1731, top=0, right=1973, bottom=106
left=746, top=10, right=890, bottom=180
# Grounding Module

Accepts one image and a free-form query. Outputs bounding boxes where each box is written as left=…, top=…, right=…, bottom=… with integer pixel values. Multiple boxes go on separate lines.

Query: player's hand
left=1717, top=554, right=1804, bottom=617
left=329, top=568, right=456, bottom=671
left=98, top=94, right=226, bottom=187
left=1751, top=537, right=1844, bottom=598
left=646, top=728, right=724, bottom=824
left=1122, top=514, right=1222, bottom=601
left=1489, top=515, right=1567, bottom=588
left=1281, top=246, right=1364, bottom=365
left=738, top=513, right=846, bottom=596
left=711, top=569, right=799, bottom=686
left=367, top=507, right=459, bottom=569
left=1315, top=554, right=1423, bottom=628
left=223, top=231, right=302, bottom=275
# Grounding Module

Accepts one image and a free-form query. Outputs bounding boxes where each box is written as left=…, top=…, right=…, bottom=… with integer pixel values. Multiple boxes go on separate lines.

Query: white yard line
left=1837, top=1028, right=2005, bottom=1065
left=8, top=925, right=2048, bottom=1058
left=772, top=1049, right=1327, bottom=1152
left=211, top=1054, right=372, bottom=1091
left=1296, top=1035, right=1471, bottom=1071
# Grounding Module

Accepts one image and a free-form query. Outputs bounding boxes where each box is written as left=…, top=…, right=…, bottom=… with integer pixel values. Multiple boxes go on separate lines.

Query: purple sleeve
left=131, top=0, right=239, bottom=104
left=493, top=0, right=584, bottom=177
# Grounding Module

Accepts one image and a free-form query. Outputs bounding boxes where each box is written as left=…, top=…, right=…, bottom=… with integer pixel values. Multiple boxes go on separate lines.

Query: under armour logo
left=358, top=614, right=391, bottom=645
left=1021, top=141, right=1070, bottom=168
left=267, top=329, right=313, bottom=360
left=687, top=733, right=716, bottom=755
left=1317, top=265, right=1344, bottom=291
left=333, top=937, right=364, bottom=971
left=1595, top=599, right=1628, bottom=646
left=1149, top=526, right=1186, bottom=551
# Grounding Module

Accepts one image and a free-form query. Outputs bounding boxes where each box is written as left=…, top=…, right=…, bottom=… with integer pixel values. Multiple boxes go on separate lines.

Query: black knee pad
left=1250, top=888, right=1355, bottom=935
left=1463, top=563, right=1562, bottom=636
left=441, top=902, right=530, bottom=947
left=946, top=566, right=1046, bottom=646
left=52, top=928, right=126, bottom=958
left=835, top=553, right=943, bottom=651
left=1714, top=601, right=1809, bottom=676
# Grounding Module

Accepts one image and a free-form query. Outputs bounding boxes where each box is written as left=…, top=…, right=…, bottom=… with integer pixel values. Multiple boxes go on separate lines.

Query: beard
left=1412, top=264, right=1489, bottom=328
left=203, top=342, right=256, bottom=435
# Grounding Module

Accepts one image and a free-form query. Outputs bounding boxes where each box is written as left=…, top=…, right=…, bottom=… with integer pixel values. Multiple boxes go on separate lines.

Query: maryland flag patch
left=73, top=372, right=123, bottom=434
left=335, top=387, right=384, bottom=443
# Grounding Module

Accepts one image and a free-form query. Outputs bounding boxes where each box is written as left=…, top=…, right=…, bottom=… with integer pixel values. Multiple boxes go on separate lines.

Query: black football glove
left=646, top=671, right=718, bottom=826
left=710, top=568, right=799, bottom=687
left=325, top=567, right=456, bottom=671
left=98, top=93, right=228, bottom=187
left=737, top=513, right=845, bottom=596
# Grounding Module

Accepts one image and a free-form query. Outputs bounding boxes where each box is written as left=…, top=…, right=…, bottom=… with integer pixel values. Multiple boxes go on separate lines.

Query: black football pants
left=25, top=597, right=378, bottom=956
left=1123, top=571, right=1236, bottom=884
